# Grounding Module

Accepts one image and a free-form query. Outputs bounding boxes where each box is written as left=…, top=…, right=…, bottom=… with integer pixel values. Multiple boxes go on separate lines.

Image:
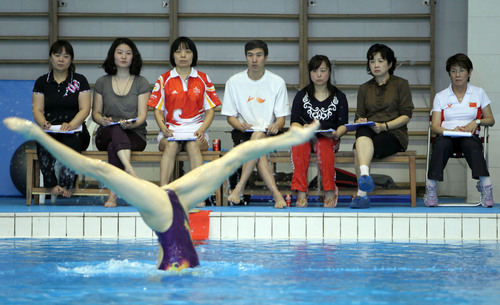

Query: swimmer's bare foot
left=196, top=201, right=206, bottom=208
left=104, top=191, right=118, bottom=207
left=280, top=121, right=320, bottom=147
left=61, top=187, right=73, bottom=198
left=50, top=185, right=63, bottom=196
left=3, top=117, right=45, bottom=139
left=273, top=193, right=286, bottom=209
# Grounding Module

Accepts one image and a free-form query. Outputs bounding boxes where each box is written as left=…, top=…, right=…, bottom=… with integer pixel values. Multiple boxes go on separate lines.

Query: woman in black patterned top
left=290, top=55, right=349, bottom=207
left=32, top=40, right=91, bottom=198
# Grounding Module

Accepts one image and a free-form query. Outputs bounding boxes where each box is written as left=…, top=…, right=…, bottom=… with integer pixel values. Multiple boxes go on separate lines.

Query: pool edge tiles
left=209, top=211, right=500, bottom=241
left=0, top=211, right=498, bottom=241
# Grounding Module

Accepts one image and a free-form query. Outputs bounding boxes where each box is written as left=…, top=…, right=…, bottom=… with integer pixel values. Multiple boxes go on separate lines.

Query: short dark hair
left=101, top=37, right=143, bottom=75
left=244, top=40, right=268, bottom=56
left=169, top=36, right=198, bottom=67
left=304, top=55, right=337, bottom=97
left=446, top=53, right=473, bottom=82
left=366, top=43, right=397, bottom=76
left=49, top=40, right=75, bottom=72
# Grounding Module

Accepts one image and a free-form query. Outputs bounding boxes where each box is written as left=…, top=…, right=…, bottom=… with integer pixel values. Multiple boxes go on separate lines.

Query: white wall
left=0, top=0, right=478, bottom=195
left=467, top=0, right=500, bottom=202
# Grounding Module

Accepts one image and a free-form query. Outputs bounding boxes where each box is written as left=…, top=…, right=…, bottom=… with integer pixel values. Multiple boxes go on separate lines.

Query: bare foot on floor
left=323, top=188, right=338, bottom=208
left=296, top=191, right=308, bottom=207
left=61, top=187, right=73, bottom=198
left=228, top=190, right=242, bottom=205
left=323, top=196, right=337, bottom=208
left=104, top=192, right=117, bottom=207
left=296, top=198, right=308, bottom=207
left=273, top=194, right=286, bottom=209
left=104, top=200, right=117, bottom=208
left=50, top=185, right=63, bottom=196
left=196, top=201, right=206, bottom=208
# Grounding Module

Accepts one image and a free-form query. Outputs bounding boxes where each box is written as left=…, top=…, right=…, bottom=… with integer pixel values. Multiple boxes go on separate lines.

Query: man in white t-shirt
left=221, top=40, right=290, bottom=208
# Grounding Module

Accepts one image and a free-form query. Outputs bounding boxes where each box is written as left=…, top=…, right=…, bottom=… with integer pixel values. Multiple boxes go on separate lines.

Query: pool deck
left=1, top=196, right=499, bottom=241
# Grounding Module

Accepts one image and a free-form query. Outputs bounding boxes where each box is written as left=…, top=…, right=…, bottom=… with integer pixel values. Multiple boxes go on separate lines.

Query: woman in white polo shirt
left=425, top=53, right=495, bottom=207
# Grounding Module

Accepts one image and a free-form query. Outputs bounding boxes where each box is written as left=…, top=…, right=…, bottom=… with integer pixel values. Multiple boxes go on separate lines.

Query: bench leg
left=25, top=151, right=34, bottom=206
left=409, top=155, right=417, bottom=207
left=222, top=179, right=229, bottom=206
left=34, top=162, right=41, bottom=205
left=215, top=184, right=221, bottom=206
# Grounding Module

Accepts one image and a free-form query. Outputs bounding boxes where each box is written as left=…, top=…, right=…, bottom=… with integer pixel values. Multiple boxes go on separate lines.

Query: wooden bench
left=25, top=149, right=223, bottom=206
left=223, top=150, right=417, bottom=207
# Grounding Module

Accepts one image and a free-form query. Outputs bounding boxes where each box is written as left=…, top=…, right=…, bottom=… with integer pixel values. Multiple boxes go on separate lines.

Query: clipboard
left=443, top=130, right=472, bottom=138
left=315, top=128, right=335, bottom=133
left=167, top=131, right=197, bottom=141
left=345, top=121, right=375, bottom=131
left=44, top=124, right=83, bottom=134
left=167, top=137, right=197, bottom=141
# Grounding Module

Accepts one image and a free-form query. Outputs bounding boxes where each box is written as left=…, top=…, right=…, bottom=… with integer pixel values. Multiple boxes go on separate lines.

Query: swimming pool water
left=1, top=239, right=499, bottom=304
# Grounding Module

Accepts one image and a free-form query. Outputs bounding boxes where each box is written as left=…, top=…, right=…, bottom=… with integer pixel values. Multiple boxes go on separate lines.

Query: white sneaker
left=424, top=185, right=438, bottom=207
left=477, top=182, right=494, bottom=207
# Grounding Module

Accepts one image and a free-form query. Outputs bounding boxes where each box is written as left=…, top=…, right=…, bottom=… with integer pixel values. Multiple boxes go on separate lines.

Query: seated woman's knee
left=160, top=140, right=180, bottom=154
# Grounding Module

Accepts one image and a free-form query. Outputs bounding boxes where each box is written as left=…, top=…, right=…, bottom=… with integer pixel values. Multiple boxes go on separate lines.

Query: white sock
left=479, top=176, right=492, bottom=186
left=357, top=190, right=367, bottom=197
left=360, top=165, right=369, bottom=177
left=426, top=179, right=437, bottom=187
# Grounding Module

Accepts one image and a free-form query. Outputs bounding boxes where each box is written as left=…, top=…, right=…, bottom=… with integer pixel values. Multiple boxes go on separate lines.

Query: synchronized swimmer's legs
left=4, top=117, right=319, bottom=231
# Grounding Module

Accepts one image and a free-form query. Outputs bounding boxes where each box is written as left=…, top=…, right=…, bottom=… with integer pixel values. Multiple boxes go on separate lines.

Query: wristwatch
left=475, top=119, right=481, bottom=126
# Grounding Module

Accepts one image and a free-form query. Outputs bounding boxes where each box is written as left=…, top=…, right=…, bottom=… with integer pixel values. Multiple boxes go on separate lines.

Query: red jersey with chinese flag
left=148, top=68, right=221, bottom=134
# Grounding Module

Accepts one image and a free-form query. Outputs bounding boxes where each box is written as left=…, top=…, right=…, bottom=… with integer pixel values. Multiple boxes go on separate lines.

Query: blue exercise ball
left=9, top=141, right=36, bottom=195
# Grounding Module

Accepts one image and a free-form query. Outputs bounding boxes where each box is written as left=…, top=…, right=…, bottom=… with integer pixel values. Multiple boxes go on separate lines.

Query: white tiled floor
left=1, top=211, right=499, bottom=241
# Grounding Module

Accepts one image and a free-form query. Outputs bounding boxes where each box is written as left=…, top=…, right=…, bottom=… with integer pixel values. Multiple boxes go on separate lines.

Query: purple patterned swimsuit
left=155, top=189, right=200, bottom=271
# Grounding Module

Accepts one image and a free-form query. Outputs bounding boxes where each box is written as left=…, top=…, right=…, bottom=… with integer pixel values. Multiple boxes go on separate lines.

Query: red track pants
left=291, top=136, right=337, bottom=192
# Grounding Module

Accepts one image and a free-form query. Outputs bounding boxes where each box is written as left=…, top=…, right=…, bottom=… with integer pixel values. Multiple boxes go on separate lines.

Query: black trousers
left=95, top=125, right=146, bottom=171
left=427, top=135, right=489, bottom=181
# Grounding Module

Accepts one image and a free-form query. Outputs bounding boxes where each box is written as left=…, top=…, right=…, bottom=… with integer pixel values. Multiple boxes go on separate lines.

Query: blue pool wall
left=0, top=80, right=35, bottom=196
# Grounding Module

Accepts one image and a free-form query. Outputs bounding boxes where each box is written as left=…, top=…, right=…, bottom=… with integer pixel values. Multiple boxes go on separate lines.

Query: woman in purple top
left=4, top=117, right=319, bottom=271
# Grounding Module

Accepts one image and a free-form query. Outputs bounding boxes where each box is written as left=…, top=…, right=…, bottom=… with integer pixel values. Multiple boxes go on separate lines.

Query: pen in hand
left=99, top=112, right=113, bottom=126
